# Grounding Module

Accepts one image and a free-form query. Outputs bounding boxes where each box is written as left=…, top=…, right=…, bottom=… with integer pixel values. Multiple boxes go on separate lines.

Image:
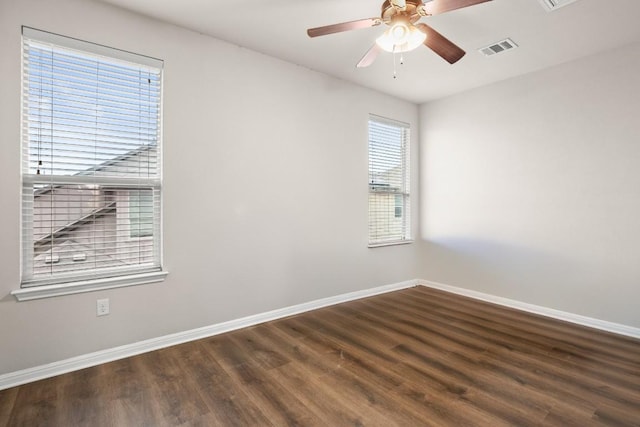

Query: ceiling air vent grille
left=479, top=38, right=518, bottom=57
left=537, top=0, right=580, bottom=11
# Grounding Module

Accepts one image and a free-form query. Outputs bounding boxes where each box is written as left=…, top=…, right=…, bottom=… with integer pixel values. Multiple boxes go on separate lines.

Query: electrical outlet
left=97, top=298, right=110, bottom=316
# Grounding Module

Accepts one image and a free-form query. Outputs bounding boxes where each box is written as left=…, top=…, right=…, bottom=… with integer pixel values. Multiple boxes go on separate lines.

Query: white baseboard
left=0, top=279, right=418, bottom=391
left=4, top=277, right=636, bottom=391
left=418, top=279, right=640, bottom=340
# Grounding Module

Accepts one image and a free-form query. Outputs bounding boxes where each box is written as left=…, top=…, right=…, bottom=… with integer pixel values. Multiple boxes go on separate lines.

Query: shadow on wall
left=418, top=237, right=605, bottom=310
left=420, top=236, right=640, bottom=327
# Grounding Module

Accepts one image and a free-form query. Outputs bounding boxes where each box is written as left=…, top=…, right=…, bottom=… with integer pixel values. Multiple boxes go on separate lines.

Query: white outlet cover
left=97, top=298, right=110, bottom=316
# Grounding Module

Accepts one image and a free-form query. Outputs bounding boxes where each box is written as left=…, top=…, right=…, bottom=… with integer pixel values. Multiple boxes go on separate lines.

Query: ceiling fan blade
left=416, top=23, right=466, bottom=64
left=421, top=0, right=492, bottom=16
left=356, top=44, right=382, bottom=68
left=307, top=18, right=381, bottom=38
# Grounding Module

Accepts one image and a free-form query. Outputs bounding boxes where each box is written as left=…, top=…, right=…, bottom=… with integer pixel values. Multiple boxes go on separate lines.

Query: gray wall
left=419, top=42, right=640, bottom=328
left=0, top=0, right=420, bottom=375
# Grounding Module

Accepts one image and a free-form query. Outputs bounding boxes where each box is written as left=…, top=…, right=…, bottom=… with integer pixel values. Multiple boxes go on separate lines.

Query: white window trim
left=15, top=27, right=167, bottom=300
left=368, top=239, right=414, bottom=249
left=12, top=271, right=168, bottom=301
left=22, top=27, right=162, bottom=69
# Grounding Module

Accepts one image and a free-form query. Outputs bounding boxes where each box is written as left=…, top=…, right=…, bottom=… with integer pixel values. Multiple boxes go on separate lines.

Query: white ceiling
left=95, top=0, right=640, bottom=104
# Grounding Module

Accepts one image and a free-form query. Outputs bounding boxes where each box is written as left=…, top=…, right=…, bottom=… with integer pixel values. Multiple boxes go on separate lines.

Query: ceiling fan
left=307, top=0, right=492, bottom=68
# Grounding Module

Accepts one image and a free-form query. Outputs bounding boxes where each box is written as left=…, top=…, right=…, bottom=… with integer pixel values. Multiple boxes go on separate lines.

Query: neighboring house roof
left=74, top=143, right=155, bottom=176
left=34, top=201, right=116, bottom=255
left=34, top=144, right=156, bottom=198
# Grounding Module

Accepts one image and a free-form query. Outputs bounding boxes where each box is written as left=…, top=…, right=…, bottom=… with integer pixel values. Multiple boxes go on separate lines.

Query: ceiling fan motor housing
left=381, top=0, right=426, bottom=24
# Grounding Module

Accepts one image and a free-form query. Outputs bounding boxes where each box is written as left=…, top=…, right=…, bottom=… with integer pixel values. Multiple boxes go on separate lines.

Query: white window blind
left=368, top=115, right=411, bottom=246
left=21, top=27, right=164, bottom=287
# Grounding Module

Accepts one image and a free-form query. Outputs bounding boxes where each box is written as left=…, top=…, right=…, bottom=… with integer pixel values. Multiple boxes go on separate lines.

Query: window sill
left=368, top=239, right=414, bottom=248
left=12, top=271, right=168, bottom=301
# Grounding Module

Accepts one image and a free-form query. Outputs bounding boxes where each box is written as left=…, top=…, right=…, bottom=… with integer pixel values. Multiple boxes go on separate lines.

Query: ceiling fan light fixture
left=375, top=22, right=426, bottom=53
left=307, top=0, right=492, bottom=66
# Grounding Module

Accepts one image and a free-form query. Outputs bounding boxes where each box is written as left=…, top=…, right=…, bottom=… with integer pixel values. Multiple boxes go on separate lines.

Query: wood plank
left=354, top=294, right=640, bottom=412
left=413, top=287, right=640, bottom=359
left=0, top=387, right=18, bottom=427
left=372, top=290, right=640, bottom=388
left=325, top=303, right=556, bottom=423
left=303, top=304, right=548, bottom=425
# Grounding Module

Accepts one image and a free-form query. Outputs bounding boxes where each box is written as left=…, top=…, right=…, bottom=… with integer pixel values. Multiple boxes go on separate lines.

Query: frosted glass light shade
left=375, top=22, right=426, bottom=53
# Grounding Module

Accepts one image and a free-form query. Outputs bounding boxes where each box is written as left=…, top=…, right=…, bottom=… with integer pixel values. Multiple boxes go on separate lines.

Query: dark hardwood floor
left=2, top=286, right=640, bottom=426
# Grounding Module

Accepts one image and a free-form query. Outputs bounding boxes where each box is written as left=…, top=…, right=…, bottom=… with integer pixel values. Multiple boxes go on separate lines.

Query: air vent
left=479, top=38, right=518, bottom=57
left=537, top=0, right=579, bottom=11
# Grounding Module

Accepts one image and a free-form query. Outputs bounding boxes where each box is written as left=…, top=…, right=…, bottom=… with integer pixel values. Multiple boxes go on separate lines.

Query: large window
left=18, top=27, right=166, bottom=298
left=368, top=115, right=411, bottom=246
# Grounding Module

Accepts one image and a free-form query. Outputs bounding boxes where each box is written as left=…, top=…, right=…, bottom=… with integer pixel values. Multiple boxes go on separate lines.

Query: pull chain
left=392, top=46, right=405, bottom=80
left=393, top=50, right=397, bottom=79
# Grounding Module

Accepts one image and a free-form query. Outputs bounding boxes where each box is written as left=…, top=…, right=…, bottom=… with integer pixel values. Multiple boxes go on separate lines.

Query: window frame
left=13, top=27, right=167, bottom=301
left=367, top=114, right=412, bottom=248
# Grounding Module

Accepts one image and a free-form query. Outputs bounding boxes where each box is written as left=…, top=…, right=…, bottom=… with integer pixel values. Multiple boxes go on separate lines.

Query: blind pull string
left=36, top=47, right=43, bottom=175
left=93, top=60, right=101, bottom=271
left=49, top=47, right=55, bottom=274
left=393, top=47, right=397, bottom=79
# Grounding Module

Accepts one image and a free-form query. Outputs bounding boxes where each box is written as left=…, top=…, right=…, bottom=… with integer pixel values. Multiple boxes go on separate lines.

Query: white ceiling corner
left=94, top=0, right=640, bottom=104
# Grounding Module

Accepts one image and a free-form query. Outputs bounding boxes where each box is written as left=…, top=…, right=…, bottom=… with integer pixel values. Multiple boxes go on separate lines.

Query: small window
left=19, top=27, right=165, bottom=293
left=368, top=115, right=411, bottom=246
